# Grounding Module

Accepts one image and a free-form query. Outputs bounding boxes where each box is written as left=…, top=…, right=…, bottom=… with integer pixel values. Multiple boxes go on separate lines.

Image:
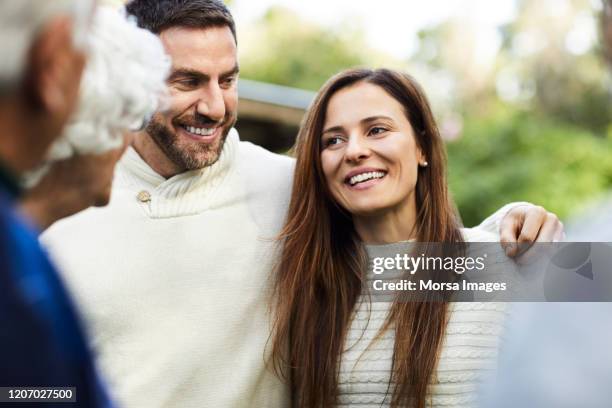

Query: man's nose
left=196, top=83, right=225, bottom=123
left=344, top=135, right=371, bottom=163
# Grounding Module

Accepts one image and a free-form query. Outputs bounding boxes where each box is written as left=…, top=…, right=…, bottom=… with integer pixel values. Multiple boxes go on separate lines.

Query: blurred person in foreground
left=0, top=1, right=169, bottom=405
left=0, top=0, right=112, bottom=405
left=41, top=1, right=564, bottom=407
left=480, top=3, right=612, bottom=407
left=480, top=303, right=612, bottom=408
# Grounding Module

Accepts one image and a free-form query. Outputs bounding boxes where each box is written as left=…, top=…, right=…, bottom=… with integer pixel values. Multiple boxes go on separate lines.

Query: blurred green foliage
left=448, top=106, right=612, bottom=226
left=240, top=7, right=394, bottom=90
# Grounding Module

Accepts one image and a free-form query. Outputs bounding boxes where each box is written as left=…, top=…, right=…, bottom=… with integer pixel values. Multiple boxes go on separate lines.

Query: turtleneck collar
left=116, top=128, right=240, bottom=218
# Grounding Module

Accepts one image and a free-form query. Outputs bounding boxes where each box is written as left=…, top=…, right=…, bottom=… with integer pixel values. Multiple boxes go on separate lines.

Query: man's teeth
left=185, top=126, right=215, bottom=136
left=349, top=171, right=386, bottom=186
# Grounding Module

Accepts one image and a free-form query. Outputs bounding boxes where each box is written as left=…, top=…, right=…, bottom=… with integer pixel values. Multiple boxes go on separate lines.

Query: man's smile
left=178, top=124, right=221, bottom=143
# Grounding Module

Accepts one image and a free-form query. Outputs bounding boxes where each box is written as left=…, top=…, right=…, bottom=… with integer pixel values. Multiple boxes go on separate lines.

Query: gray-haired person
left=1, top=2, right=171, bottom=407
left=0, top=1, right=112, bottom=406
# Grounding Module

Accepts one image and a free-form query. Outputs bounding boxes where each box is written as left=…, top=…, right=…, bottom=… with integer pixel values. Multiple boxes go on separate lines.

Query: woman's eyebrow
left=361, top=115, right=394, bottom=125
left=322, top=115, right=394, bottom=135
left=322, top=125, right=344, bottom=135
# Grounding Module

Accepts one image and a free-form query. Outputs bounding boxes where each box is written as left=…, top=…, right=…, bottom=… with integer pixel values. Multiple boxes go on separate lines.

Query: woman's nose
left=344, top=136, right=371, bottom=163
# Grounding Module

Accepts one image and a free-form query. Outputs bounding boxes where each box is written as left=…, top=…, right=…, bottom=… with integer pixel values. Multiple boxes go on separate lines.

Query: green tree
left=496, top=0, right=612, bottom=133
left=239, top=6, right=384, bottom=91
left=448, top=106, right=612, bottom=226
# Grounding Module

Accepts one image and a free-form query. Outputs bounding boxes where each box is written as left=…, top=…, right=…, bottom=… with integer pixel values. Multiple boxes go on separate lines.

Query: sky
left=229, top=0, right=519, bottom=59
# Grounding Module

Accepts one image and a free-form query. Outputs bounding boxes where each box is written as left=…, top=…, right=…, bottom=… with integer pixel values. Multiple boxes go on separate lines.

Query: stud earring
left=420, top=161, right=429, bottom=167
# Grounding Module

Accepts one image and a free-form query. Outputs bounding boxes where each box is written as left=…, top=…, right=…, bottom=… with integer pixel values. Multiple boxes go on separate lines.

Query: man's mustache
left=174, top=114, right=226, bottom=128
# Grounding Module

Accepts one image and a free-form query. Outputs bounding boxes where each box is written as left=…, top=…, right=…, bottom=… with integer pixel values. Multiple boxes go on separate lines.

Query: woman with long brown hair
left=269, top=68, right=558, bottom=408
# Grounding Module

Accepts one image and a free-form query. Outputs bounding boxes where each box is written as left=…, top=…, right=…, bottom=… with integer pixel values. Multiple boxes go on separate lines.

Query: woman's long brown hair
left=270, top=69, right=464, bottom=407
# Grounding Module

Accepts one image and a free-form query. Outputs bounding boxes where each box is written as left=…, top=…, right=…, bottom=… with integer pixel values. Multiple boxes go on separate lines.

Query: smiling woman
left=320, top=81, right=428, bottom=241
left=269, top=69, right=504, bottom=408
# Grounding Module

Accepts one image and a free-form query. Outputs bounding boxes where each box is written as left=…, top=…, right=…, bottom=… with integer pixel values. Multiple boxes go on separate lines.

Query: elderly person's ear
left=25, top=15, right=86, bottom=119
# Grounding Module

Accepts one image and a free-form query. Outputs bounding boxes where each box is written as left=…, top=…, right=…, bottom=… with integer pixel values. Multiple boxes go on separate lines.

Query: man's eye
left=369, top=126, right=387, bottom=136
left=220, top=77, right=236, bottom=88
left=174, top=79, right=199, bottom=89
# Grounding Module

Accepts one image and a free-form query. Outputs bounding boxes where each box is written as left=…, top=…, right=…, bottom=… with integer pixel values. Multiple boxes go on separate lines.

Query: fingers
left=500, top=204, right=539, bottom=257
left=500, top=204, right=565, bottom=261
left=500, top=213, right=521, bottom=257
left=516, top=212, right=565, bottom=265
left=500, top=209, right=520, bottom=244
left=535, top=212, right=564, bottom=242
left=500, top=205, right=549, bottom=258
left=517, top=205, right=547, bottom=245
left=553, top=222, right=566, bottom=242
left=510, top=205, right=547, bottom=257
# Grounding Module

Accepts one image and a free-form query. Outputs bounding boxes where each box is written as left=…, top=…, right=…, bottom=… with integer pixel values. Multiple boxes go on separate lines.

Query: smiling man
left=135, top=24, right=239, bottom=176
left=41, top=1, right=564, bottom=407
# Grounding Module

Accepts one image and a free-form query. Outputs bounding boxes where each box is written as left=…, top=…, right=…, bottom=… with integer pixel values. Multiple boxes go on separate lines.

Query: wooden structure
left=236, top=79, right=315, bottom=152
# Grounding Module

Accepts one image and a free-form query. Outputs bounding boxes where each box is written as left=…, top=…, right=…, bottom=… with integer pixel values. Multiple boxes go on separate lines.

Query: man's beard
left=145, top=113, right=235, bottom=171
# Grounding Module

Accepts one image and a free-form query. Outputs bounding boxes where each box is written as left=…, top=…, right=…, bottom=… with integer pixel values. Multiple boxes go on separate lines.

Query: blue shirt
left=0, top=168, right=113, bottom=407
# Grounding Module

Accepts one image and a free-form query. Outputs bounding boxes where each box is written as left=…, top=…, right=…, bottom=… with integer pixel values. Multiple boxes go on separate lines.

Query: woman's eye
left=369, top=126, right=387, bottom=136
left=323, top=136, right=343, bottom=147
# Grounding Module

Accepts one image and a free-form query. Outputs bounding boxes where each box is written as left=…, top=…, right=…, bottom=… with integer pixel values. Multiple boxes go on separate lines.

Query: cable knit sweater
left=41, top=129, right=293, bottom=408
left=338, top=229, right=507, bottom=408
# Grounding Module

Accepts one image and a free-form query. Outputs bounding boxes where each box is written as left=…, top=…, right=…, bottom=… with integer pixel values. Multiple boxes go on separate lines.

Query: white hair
left=24, top=6, right=171, bottom=187
left=0, top=0, right=94, bottom=93
left=51, top=7, right=170, bottom=154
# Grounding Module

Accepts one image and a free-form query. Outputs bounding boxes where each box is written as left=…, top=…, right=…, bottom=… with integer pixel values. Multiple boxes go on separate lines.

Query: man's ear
left=24, top=16, right=85, bottom=116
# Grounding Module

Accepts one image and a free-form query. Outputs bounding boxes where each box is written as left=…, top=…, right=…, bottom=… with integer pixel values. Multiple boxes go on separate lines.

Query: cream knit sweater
left=42, top=129, right=293, bottom=408
left=338, top=229, right=506, bottom=408
left=41, top=128, right=518, bottom=408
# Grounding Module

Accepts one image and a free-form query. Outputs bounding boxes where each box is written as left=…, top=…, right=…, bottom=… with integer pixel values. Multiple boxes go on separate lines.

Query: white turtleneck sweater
left=42, top=129, right=293, bottom=408
left=41, top=128, right=522, bottom=408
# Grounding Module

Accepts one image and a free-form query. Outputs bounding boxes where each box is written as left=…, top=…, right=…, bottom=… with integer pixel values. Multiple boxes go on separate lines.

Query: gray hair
left=0, top=0, right=95, bottom=94
left=24, top=6, right=171, bottom=187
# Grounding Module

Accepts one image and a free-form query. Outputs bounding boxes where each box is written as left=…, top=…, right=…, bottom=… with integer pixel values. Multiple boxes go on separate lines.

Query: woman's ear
left=417, top=147, right=428, bottom=167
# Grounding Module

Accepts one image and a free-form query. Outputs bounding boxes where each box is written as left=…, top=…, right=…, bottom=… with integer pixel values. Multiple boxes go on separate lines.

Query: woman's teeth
left=184, top=125, right=215, bottom=136
left=348, top=171, right=386, bottom=186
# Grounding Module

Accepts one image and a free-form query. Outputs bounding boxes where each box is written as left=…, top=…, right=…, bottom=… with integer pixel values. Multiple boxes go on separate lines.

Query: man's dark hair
left=126, top=0, right=236, bottom=42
